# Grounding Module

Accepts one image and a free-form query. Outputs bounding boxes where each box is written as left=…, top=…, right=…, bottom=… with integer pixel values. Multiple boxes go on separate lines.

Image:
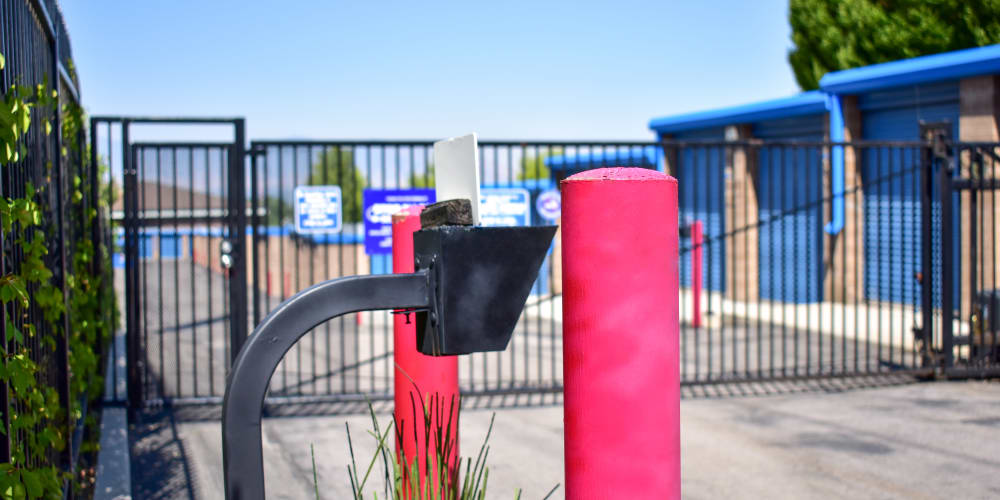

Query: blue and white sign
left=362, top=188, right=436, bottom=254
left=480, top=188, right=531, bottom=227
left=535, top=188, right=561, bottom=221
left=294, top=185, right=343, bottom=234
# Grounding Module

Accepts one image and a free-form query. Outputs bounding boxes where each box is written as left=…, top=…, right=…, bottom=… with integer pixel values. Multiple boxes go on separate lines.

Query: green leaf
left=20, top=470, right=41, bottom=499
left=18, top=107, right=29, bottom=132
left=0, top=102, right=12, bottom=127
left=5, top=319, right=24, bottom=346
left=0, top=52, right=5, bottom=70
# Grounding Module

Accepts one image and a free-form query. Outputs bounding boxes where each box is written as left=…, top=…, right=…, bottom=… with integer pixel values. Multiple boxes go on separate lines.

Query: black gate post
left=249, top=146, right=261, bottom=329
left=228, top=119, right=249, bottom=363
left=938, top=147, right=956, bottom=370
left=920, top=134, right=935, bottom=367
left=122, top=121, right=143, bottom=410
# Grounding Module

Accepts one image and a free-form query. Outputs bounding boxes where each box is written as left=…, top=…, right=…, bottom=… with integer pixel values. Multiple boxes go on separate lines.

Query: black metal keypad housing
left=413, top=225, right=557, bottom=356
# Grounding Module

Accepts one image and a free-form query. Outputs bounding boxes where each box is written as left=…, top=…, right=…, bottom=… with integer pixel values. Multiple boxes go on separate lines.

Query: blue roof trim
left=544, top=146, right=659, bottom=170
left=820, top=44, right=1000, bottom=94
left=648, top=91, right=828, bottom=134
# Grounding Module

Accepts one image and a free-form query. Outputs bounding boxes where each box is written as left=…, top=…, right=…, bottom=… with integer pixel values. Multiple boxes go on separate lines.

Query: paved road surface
left=130, top=378, right=1000, bottom=499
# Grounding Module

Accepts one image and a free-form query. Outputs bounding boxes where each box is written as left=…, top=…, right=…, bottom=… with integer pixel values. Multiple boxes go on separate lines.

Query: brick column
left=959, top=76, right=1000, bottom=318
left=725, top=125, right=758, bottom=301
left=825, top=97, right=864, bottom=303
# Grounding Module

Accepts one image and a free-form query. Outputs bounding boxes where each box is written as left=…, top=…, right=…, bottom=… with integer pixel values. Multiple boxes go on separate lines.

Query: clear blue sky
left=61, top=0, right=799, bottom=141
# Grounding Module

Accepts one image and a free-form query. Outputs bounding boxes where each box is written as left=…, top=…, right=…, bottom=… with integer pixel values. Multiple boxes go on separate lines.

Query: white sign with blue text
left=294, top=185, right=343, bottom=234
left=480, top=188, right=531, bottom=227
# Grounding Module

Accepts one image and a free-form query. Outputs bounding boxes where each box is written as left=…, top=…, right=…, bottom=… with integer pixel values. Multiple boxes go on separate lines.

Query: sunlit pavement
left=129, top=378, right=1000, bottom=499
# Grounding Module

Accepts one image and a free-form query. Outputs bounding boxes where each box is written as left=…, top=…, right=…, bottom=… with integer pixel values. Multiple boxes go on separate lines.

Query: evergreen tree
left=788, top=0, right=1000, bottom=90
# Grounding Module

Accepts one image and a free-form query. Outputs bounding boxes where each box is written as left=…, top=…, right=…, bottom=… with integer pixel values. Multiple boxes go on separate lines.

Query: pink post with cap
left=561, top=167, right=680, bottom=499
left=391, top=206, right=460, bottom=495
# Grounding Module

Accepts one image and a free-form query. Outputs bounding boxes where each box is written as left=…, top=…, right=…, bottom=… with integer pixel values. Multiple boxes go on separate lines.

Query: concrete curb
left=94, top=332, right=132, bottom=500
left=94, top=406, right=131, bottom=500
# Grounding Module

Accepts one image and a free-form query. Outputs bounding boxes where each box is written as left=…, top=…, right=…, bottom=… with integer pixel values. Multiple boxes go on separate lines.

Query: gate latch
left=219, top=239, right=234, bottom=269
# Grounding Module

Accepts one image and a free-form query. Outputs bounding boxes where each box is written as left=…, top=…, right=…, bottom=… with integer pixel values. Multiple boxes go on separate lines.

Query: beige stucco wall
left=824, top=97, right=864, bottom=303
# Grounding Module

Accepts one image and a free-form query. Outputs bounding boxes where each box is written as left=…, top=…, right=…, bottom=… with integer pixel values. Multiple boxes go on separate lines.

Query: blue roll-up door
left=675, top=128, right=726, bottom=292
left=139, top=233, right=154, bottom=259
left=860, top=81, right=960, bottom=306
left=160, top=233, right=182, bottom=259
left=754, top=114, right=825, bottom=303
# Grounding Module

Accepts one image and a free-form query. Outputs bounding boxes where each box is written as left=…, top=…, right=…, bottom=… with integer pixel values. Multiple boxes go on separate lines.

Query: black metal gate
left=662, top=128, right=1000, bottom=384
left=929, top=126, right=1000, bottom=378
left=93, top=117, right=248, bottom=408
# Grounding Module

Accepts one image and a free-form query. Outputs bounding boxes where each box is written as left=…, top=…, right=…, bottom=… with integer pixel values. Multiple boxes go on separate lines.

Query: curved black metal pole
left=222, top=273, right=430, bottom=500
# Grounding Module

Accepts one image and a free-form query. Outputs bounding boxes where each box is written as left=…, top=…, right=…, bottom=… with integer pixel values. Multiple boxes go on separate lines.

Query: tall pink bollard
left=391, top=206, right=460, bottom=496
left=561, top=167, right=680, bottom=499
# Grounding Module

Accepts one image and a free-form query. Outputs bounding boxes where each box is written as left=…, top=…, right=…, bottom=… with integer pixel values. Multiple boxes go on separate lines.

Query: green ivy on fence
left=0, top=51, right=118, bottom=500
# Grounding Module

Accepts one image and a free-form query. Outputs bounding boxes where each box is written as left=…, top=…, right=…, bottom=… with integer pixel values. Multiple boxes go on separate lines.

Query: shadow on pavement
left=130, top=408, right=199, bottom=500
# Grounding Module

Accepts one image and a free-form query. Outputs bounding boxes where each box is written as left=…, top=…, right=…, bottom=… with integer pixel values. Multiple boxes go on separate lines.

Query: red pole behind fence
left=562, top=167, right=680, bottom=499
left=691, top=220, right=703, bottom=328
left=392, top=206, right=460, bottom=495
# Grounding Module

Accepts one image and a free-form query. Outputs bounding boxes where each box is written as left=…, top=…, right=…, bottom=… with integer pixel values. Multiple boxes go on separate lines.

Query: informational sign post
left=363, top=188, right=436, bottom=254
left=480, top=188, right=531, bottom=227
left=293, top=185, right=343, bottom=234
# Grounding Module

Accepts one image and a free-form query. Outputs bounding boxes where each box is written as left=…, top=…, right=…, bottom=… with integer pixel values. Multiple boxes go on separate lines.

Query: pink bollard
left=691, top=220, right=703, bottom=328
left=561, top=167, right=680, bottom=499
left=391, top=206, right=460, bottom=496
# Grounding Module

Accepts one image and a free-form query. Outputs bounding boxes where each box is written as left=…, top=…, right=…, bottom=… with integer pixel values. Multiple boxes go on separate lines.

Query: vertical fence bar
left=251, top=147, right=261, bottom=330
left=189, top=147, right=197, bottom=396
left=173, top=147, right=182, bottom=396
left=206, top=147, right=216, bottom=396
left=939, top=153, right=955, bottom=369
left=229, top=119, right=248, bottom=363
left=123, top=122, right=143, bottom=410
left=691, top=221, right=703, bottom=329
left=920, top=139, right=935, bottom=367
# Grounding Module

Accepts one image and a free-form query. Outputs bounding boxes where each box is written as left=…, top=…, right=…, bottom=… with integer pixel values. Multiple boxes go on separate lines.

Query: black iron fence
left=1, top=0, right=116, bottom=495
left=97, top=118, right=1000, bottom=409
left=665, top=131, right=1000, bottom=383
